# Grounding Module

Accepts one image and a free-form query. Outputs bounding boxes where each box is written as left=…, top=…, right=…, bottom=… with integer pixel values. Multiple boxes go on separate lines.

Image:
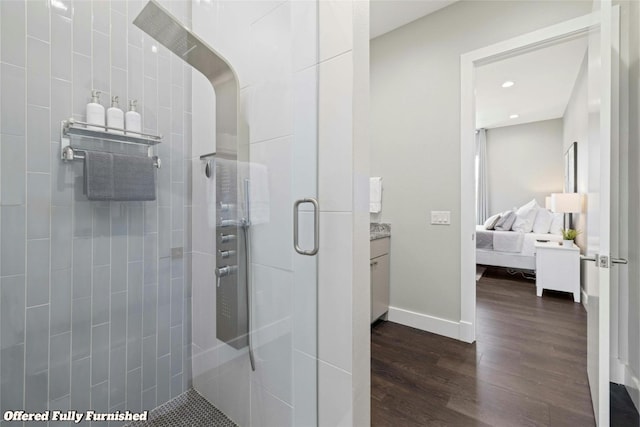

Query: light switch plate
left=431, top=211, right=451, bottom=225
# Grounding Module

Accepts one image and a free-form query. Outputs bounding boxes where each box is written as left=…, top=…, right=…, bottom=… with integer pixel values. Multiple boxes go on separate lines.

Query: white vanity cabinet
left=370, top=237, right=390, bottom=323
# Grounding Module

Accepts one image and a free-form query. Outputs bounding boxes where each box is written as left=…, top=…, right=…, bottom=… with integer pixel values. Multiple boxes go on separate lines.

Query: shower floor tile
left=126, top=389, right=238, bottom=427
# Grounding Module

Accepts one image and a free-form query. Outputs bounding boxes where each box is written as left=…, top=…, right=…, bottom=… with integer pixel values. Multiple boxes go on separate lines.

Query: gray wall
left=0, top=0, right=193, bottom=419
left=370, top=0, right=592, bottom=322
left=486, top=119, right=564, bottom=215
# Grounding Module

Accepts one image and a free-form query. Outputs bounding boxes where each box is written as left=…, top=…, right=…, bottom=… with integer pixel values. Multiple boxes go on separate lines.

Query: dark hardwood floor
left=371, top=268, right=595, bottom=426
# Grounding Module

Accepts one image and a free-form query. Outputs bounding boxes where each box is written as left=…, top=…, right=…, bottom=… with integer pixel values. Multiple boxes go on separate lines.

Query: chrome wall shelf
left=61, top=118, right=163, bottom=166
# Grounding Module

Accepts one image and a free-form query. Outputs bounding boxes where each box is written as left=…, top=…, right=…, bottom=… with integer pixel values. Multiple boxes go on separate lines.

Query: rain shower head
left=133, top=0, right=235, bottom=85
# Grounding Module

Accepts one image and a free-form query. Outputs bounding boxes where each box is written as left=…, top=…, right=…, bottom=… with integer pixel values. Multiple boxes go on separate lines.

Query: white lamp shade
left=550, top=193, right=582, bottom=213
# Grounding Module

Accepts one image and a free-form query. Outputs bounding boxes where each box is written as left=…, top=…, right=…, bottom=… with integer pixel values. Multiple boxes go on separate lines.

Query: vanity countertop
left=370, top=223, right=391, bottom=241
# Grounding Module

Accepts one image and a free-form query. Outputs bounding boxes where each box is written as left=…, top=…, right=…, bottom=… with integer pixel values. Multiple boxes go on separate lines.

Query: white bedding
left=476, top=225, right=562, bottom=252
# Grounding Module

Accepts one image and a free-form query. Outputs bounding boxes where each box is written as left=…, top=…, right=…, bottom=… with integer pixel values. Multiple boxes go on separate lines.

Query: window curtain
left=476, top=128, right=488, bottom=225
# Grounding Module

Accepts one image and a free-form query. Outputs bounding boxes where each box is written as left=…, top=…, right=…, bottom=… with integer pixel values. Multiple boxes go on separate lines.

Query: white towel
left=370, top=177, right=382, bottom=213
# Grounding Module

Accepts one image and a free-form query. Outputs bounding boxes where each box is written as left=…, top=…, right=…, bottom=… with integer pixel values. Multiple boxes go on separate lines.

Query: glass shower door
left=186, top=1, right=320, bottom=426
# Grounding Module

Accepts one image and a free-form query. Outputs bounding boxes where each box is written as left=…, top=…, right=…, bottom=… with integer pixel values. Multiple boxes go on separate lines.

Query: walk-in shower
left=0, top=0, right=320, bottom=424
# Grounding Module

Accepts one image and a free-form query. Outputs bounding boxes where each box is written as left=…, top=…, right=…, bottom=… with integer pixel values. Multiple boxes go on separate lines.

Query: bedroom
left=473, top=34, right=588, bottom=304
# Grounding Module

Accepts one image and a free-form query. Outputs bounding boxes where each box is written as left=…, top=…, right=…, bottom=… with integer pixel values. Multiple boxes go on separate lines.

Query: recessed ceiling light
left=502, top=81, right=515, bottom=88
left=509, top=114, right=519, bottom=119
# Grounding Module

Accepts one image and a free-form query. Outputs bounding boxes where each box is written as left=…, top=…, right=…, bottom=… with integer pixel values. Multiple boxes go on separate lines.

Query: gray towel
left=84, top=151, right=114, bottom=200
left=112, top=153, right=156, bottom=201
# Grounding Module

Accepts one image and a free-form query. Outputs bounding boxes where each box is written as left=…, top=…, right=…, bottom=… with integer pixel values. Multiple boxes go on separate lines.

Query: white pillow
left=549, top=213, right=564, bottom=235
left=483, top=213, right=501, bottom=230
left=532, top=208, right=553, bottom=234
left=516, top=198, right=539, bottom=216
left=512, top=207, right=538, bottom=233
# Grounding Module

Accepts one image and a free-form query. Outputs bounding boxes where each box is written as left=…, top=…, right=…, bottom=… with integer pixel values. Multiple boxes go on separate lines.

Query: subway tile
left=142, top=387, right=157, bottom=412
left=49, top=332, right=71, bottom=400
left=111, top=10, right=127, bottom=71
left=51, top=13, right=73, bottom=81
left=91, top=323, right=109, bottom=385
left=158, top=207, right=171, bottom=258
left=110, top=291, right=127, bottom=348
left=250, top=79, right=293, bottom=143
left=70, top=356, right=91, bottom=412
left=171, top=373, right=183, bottom=399
left=128, top=205, right=144, bottom=261
left=171, top=134, right=184, bottom=183
left=111, top=0, right=126, bottom=15
left=128, top=261, right=143, bottom=310
left=127, top=367, right=142, bottom=412
left=26, top=105, right=51, bottom=173
left=127, top=264, right=143, bottom=370
left=109, top=346, right=127, bottom=407
left=93, top=206, right=111, bottom=266
left=27, top=173, right=51, bottom=239
left=27, top=36, right=51, bottom=107
left=1, top=134, right=26, bottom=205
left=1, top=0, right=26, bottom=66
left=112, top=67, right=128, bottom=111
left=1, top=63, right=26, bottom=136
left=91, top=381, right=109, bottom=416
left=157, top=259, right=171, bottom=357
left=51, top=269, right=72, bottom=335
left=1, top=344, right=25, bottom=410
left=26, top=238, right=50, bottom=307
left=111, top=235, right=127, bottom=293
left=51, top=78, right=73, bottom=144
left=1, top=275, right=26, bottom=349
left=27, top=0, right=50, bottom=41
left=72, top=0, right=92, bottom=56
left=144, top=233, right=158, bottom=285
left=144, top=39, right=158, bottom=79
left=170, top=324, right=182, bottom=376
left=1, top=206, right=26, bottom=276
left=171, top=182, right=184, bottom=230
left=158, top=56, right=171, bottom=108
left=72, top=237, right=92, bottom=299
left=74, top=201, right=93, bottom=237
left=171, top=85, right=184, bottom=134
left=144, top=203, right=158, bottom=234
left=142, top=335, right=157, bottom=390
left=128, top=45, right=144, bottom=105
left=91, top=0, right=110, bottom=35
left=72, top=53, right=92, bottom=118
left=71, top=296, right=91, bottom=360
left=92, top=30, right=111, bottom=93
left=92, top=265, right=110, bottom=325
left=143, top=284, right=158, bottom=338
left=156, top=354, right=171, bottom=405
left=143, top=77, right=158, bottom=131
left=25, top=370, right=48, bottom=412
left=251, top=382, right=294, bottom=427
left=318, top=52, right=354, bottom=212
left=171, top=55, right=183, bottom=88
left=51, top=205, right=73, bottom=271
left=25, top=304, right=49, bottom=375
left=50, top=395, right=71, bottom=427
left=170, top=278, right=184, bottom=328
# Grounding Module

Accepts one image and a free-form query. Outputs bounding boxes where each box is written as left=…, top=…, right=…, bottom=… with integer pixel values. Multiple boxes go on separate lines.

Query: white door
left=585, top=2, right=621, bottom=425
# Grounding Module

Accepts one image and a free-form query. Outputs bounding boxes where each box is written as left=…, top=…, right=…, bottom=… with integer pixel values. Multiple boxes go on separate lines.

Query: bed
left=475, top=225, right=563, bottom=270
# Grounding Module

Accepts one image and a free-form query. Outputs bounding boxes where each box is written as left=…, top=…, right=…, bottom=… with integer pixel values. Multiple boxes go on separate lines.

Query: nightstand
left=535, top=241, right=580, bottom=302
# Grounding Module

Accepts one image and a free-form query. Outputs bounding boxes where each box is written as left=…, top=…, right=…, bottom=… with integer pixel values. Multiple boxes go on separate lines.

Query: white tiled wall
left=0, top=0, right=194, bottom=422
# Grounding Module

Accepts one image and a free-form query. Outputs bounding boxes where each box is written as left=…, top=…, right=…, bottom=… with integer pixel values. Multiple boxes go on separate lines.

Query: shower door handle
left=293, top=198, right=319, bottom=256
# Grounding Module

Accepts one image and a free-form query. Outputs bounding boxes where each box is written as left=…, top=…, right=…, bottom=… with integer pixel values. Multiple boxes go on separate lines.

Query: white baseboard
left=387, top=306, right=461, bottom=341
left=581, top=288, right=588, bottom=311
left=612, top=357, right=627, bottom=384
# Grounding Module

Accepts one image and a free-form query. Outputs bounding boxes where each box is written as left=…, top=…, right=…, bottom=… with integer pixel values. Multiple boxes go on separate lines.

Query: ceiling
left=475, top=36, right=588, bottom=129
left=370, top=0, right=458, bottom=39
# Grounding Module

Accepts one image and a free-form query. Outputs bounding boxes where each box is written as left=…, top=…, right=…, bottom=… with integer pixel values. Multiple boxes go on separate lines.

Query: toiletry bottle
left=86, top=90, right=105, bottom=130
left=107, top=96, right=125, bottom=134
left=125, top=100, right=142, bottom=134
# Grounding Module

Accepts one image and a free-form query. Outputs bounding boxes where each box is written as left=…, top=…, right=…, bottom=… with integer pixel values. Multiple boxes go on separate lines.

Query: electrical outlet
left=431, top=211, right=451, bottom=225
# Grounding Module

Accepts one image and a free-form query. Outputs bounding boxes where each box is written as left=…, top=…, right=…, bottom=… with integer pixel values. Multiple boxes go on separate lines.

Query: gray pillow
left=484, top=214, right=501, bottom=230
left=494, top=210, right=516, bottom=231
